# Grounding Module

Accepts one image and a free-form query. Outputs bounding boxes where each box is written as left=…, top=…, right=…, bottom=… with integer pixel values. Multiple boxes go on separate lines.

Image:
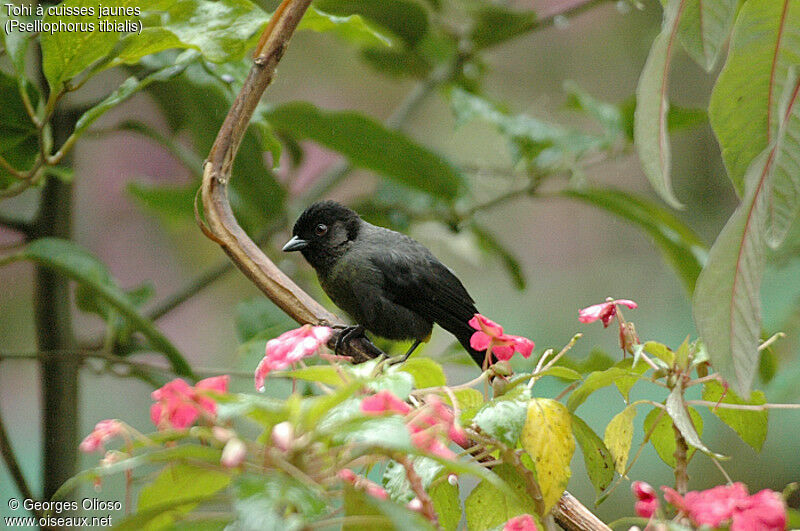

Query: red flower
left=255, top=325, right=333, bottom=391
left=503, top=514, right=538, bottom=531
left=150, top=376, right=229, bottom=430
left=631, top=481, right=659, bottom=518
left=578, top=298, right=637, bottom=327
left=79, top=419, right=124, bottom=453
left=468, top=314, right=534, bottom=362
left=662, top=483, right=786, bottom=531
left=361, top=390, right=411, bottom=415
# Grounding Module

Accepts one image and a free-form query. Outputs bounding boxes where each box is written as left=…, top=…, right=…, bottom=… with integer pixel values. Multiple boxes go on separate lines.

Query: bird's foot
left=334, top=325, right=366, bottom=355
left=387, top=339, right=423, bottom=366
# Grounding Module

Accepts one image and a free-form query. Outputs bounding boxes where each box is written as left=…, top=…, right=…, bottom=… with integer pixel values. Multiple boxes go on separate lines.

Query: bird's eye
left=315, top=223, right=328, bottom=236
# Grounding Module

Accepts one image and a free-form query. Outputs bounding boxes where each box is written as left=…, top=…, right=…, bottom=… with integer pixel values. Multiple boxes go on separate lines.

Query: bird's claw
left=334, top=325, right=366, bottom=354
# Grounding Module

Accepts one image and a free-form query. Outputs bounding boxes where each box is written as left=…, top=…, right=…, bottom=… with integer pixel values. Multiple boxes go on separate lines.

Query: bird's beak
left=282, top=235, right=308, bottom=252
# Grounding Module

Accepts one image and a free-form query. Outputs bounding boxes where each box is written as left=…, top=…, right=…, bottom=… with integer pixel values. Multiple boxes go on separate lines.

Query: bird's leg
left=334, top=325, right=366, bottom=354
left=388, top=339, right=423, bottom=366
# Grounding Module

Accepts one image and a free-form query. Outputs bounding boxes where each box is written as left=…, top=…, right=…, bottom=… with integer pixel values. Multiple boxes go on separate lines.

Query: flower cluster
left=255, top=325, right=333, bottom=392
left=468, top=313, right=534, bottom=364
left=150, top=375, right=229, bottom=430
left=361, top=390, right=466, bottom=459
left=662, top=483, right=786, bottom=531
left=79, top=419, right=124, bottom=453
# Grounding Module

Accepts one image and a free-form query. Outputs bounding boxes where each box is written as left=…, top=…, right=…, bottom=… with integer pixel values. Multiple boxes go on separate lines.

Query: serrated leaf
left=136, top=463, right=230, bottom=529
left=1, top=238, right=191, bottom=376
left=464, top=464, right=539, bottom=531
left=520, top=399, right=574, bottom=513
left=666, top=385, right=725, bottom=458
left=694, top=76, right=800, bottom=396
left=264, top=102, right=463, bottom=200
left=709, top=0, right=800, bottom=194
left=643, top=406, right=701, bottom=467
left=603, top=405, right=637, bottom=474
left=563, top=187, right=707, bottom=294
left=570, top=415, right=615, bottom=495
left=663, top=0, right=738, bottom=71
left=472, top=387, right=530, bottom=446
left=398, top=357, right=446, bottom=388
left=634, top=0, right=685, bottom=209
left=702, top=380, right=768, bottom=451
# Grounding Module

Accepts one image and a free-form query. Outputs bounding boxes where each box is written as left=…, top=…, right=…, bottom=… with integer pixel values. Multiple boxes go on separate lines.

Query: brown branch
left=198, top=0, right=381, bottom=362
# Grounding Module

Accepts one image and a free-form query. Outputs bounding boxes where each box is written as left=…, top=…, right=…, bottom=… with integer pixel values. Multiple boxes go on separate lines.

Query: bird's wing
left=369, top=247, right=478, bottom=342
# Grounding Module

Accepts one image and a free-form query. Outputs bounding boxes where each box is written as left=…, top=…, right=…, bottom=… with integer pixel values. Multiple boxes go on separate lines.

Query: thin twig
left=686, top=400, right=800, bottom=411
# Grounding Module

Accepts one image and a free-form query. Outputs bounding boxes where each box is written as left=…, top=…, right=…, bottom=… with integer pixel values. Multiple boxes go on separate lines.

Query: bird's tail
left=449, top=318, right=485, bottom=368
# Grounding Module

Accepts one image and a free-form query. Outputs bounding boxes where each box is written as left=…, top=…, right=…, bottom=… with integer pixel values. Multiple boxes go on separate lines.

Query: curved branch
left=199, top=0, right=381, bottom=362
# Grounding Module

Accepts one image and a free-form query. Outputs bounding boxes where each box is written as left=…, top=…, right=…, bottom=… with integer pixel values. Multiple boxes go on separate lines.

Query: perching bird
left=282, top=201, right=483, bottom=366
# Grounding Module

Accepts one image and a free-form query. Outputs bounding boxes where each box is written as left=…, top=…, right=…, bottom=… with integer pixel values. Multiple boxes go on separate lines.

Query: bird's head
left=283, top=201, right=361, bottom=269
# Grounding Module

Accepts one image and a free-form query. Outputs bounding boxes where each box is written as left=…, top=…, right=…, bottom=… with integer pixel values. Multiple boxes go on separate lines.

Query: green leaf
left=398, top=357, right=446, bottom=388
left=0, top=71, right=38, bottom=187
left=563, top=187, right=707, bottom=294
left=767, top=69, right=800, bottom=247
left=449, top=87, right=601, bottom=171
left=40, top=0, right=141, bottom=91
left=603, top=405, right=637, bottom=474
left=564, top=80, right=625, bottom=141
left=619, top=97, right=707, bottom=142
left=570, top=414, right=615, bottom=495
left=643, top=341, right=675, bottom=366
left=1, top=238, right=192, bottom=376
left=283, top=366, right=348, bottom=387
left=135, top=463, right=230, bottom=529
left=314, top=0, right=429, bottom=48
left=74, top=50, right=197, bottom=139
left=344, top=488, right=435, bottom=531
left=368, top=369, right=414, bottom=398
left=470, top=223, right=526, bottom=290
left=264, top=102, right=462, bottom=199
left=666, top=385, right=725, bottom=458
left=234, top=297, right=295, bottom=343
left=540, top=366, right=583, bottom=381
left=613, top=358, right=649, bottom=401
left=634, top=0, right=685, bottom=208
left=302, top=381, right=364, bottom=430
left=232, top=472, right=327, bottom=529
left=472, top=386, right=530, bottom=446
left=665, top=0, right=738, bottom=71
left=430, top=480, right=461, bottom=531
left=127, top=181, right=198, bottom=227
left=0, top=9, right=32, bottom=76
left=567, top=366, right=633, bottom=412
left=300, top=7, right=393, bottom=48
left=702, top=380, right=768, bottom=451
left=464, top=464, right=539, bottom=531
left=694, top=76, right=800, bottom=396
left=468, top=4, right=537, bottom=50
left=643, top=406, right=701, bottom=467
left=709, top=0, right=800, bottom=193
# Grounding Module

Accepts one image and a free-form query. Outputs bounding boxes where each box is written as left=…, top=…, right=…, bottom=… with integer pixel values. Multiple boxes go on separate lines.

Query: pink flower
left=150, top=376, right=230, bottom=430
left=220, top=438, right=246, bottom=468
left=632, top=481, right=659, bottom=518
left=361, top=390, right=411, bottom=415
left=255, top=325, right=333, bottom=391
left=662, top=483, right=786, bottom=531
left=79, top=420, right=124, bottom=453
left=337, top=468, right=389, bottom=500
left=578, top=298, right=637, bottom=327
left=468, top=314, right=534, bottom=362
left=503, top=514, right=538, bottom=531
left=271, top=421, right=294, bottom=451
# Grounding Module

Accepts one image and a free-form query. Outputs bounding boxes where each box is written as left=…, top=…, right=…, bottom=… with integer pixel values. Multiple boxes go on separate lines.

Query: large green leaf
left=472, top=386, right=530, bottom=447
left=567, top=366, right=641, bottom=412
left=702, top=380, right=768, bottom=451
left=40, top=0, right=140, bottom=91
left=767, top=70, right=800, bottom=247
left=430, top=480, right=460, bottom=531
left=464, top=464, right=539, bottom=531
left=564, top=187, right=707, bottom=294
left=694, top=76, right=800, bottom=396
left=643, top=405, right=701, bottom=467
left=264, top=102, right=463, bottom=199
left=0, top=71, right=38, bottom=188
left=570, top=414, right=614, bottom=495
left=135, top=463, right=231, bottom=529
left=634, top=0, right=685, bottom=209
left=603, top=404, right=637, bottom=474
left=468, top=4, right=537, bottom=50
left=398, top=357, right=446, bottom=388
left=314, top=0, right=429, bottom=48
left=343, top=487, right=435, bottom=531
left=0, top=238, right=192, bottom=376
left=664, top=0, right=738, bottom=71
left=665, top=385, right=725, bottom=458
left=709, top=0, right=800, bottom=193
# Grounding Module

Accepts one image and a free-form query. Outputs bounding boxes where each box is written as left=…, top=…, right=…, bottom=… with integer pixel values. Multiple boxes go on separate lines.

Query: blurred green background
left=1, top=0, right=798, bottom=524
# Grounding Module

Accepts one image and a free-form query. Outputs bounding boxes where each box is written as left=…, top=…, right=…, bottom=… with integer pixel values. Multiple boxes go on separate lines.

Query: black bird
left=283, top=201, right=484, bottom=366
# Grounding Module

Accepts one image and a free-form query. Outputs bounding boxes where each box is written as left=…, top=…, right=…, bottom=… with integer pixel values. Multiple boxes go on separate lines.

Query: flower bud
left=271, top=421, right=294, bottom=451
left=221, top=438, right=247, bottom=468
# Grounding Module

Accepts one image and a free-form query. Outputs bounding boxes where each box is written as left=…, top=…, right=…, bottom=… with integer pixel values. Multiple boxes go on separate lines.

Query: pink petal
left=492, top=343, right=515, bottom=361
left=578, top=302, right=609, bottom=324
left=632, top=481, right=657, bottom=501
left=503, top=514, right=538, bottom=531
left=635, top=499, right=659, bottom=519
left=254, top=357, right=271, bottom=392
left=470, top=331, right=492, bottom=352
left=361, top=390, right=411, bottom=415
left=614, top=299, right=638, bottom=309
left=150, top=403, right=163, bottom=427
left=472, top=314, right=504, bottom=336
left=169, top=403, right=200, bottom=429
left=511, top=335, right=535, bottom=358
left=196, top=375, right=230, bottom=394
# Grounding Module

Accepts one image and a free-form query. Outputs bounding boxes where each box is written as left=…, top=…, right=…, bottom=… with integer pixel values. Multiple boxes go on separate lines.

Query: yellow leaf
left=603, top=404, right=637, bottom=475
left=520, top=398, right=575, bottom=513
